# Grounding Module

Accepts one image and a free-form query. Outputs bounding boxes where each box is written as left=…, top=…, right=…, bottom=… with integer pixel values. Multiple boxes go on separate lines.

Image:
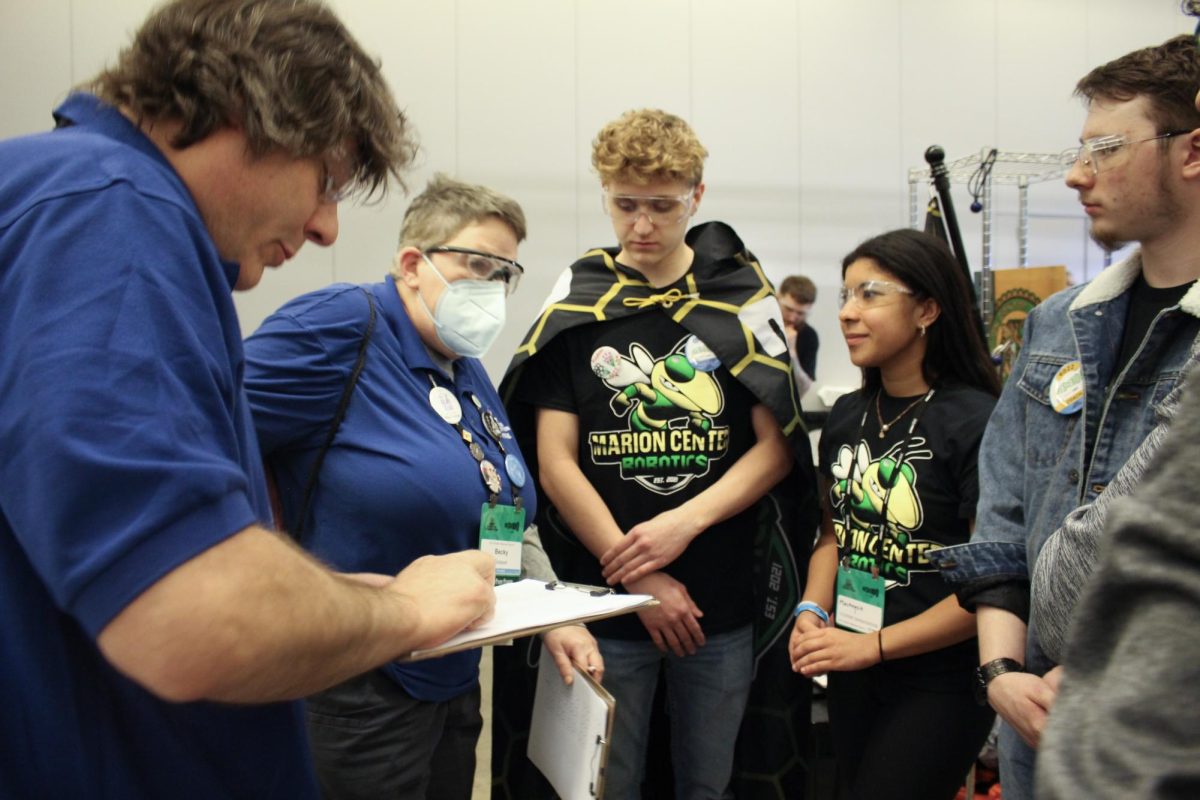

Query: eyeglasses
left=424, top=246, right=524, bottom=295
left=838, top=280, right=914, bottom=309
left=601, top=191, right=694, bottom=226
left=1058, top=130, right=1192, bottom=176
left=319, top=158, right=355, bottom=205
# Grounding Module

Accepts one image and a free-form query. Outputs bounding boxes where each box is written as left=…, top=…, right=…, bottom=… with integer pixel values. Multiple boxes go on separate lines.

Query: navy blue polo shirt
left=245, top=278, right=537, bottom=702
left=0, top=95, right=316, bottom=797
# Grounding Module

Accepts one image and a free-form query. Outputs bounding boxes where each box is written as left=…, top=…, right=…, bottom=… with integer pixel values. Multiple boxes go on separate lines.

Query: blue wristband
left=794, top=601, right=829, bottom=622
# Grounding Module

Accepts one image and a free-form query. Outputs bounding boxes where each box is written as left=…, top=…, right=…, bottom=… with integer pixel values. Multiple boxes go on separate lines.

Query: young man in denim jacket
left=929, top=35, right=1200, bottom=800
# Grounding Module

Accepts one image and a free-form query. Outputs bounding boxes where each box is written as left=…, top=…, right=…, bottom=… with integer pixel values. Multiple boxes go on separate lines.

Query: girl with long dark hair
left=789, top=228, right=999, bottom=800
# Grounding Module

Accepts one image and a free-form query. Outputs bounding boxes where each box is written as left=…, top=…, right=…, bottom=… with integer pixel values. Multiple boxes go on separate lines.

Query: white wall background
left=1, top=0, right=1192, bottom=394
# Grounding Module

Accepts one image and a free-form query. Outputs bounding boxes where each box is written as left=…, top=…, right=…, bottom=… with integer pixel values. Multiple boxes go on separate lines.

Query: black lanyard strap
left=428, top=373, right=502, bottom=506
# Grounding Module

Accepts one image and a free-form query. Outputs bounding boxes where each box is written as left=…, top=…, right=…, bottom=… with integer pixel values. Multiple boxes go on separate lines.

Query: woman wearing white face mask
left=243, top=174, right=602, bottom=800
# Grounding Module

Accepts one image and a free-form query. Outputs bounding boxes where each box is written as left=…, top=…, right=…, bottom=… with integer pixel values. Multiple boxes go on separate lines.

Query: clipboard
left=528, top=646, right=614, bottom=800
left=401, top=579, right=656, bottom=662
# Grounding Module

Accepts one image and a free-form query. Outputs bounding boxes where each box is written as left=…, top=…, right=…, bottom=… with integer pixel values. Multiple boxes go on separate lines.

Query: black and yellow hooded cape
left=493, top=221, right=820, bottom=798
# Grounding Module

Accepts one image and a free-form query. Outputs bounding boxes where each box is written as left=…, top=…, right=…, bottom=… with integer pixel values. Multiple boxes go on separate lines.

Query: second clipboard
left=528, top=646, right=614, bottom=800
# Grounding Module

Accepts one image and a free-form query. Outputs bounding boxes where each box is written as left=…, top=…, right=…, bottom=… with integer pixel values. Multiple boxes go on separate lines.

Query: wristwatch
left=974, top=658, right=1024, bottom=705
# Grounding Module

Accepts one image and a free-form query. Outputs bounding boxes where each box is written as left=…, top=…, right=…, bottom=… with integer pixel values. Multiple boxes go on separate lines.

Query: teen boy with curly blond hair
left=501, top=108, right=819, bottom=799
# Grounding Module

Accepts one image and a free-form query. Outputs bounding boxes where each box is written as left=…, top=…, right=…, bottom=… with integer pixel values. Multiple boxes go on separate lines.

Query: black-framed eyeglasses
left=424, top=246, right=525, bottom=295
left=1059, top=130, right=1192, bottom=176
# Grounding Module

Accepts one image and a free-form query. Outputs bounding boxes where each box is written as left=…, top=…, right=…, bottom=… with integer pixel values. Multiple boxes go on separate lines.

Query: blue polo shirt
left=245, top=278, right=536, bottom=701
left=0, top=94, right=316, bottom=798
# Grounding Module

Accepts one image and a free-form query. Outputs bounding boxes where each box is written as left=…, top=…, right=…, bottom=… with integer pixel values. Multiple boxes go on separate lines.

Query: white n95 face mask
left=418, top=253, right=507, bottom=358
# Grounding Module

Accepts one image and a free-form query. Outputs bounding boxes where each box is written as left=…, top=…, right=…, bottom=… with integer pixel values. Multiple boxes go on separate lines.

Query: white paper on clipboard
left=528, top=646, right=614, bottom=800
left=402, top=579, right=655, bottom=662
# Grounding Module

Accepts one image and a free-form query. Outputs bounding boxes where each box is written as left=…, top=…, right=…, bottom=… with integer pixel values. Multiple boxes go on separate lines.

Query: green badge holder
left=479, top=503, right=526, bottom=583
left=835, top=564, right=885, bottom=633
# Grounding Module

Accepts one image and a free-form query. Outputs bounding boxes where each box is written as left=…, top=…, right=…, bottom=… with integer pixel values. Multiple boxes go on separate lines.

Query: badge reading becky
left=587, top=335, right=731, bottom=495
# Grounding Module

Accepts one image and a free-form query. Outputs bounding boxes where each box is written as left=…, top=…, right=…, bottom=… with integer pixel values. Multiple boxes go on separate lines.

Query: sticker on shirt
left=835, top=565, right=885, bottom=633
left=429, top=386, right=462, bottom=424
left=479, top=503, right=526, bottom=583
left=828, top=439, right=942, bottom=588
left=587, top=337, right=730, bottom=495
left=1050, top=360, right=1084, bottom=415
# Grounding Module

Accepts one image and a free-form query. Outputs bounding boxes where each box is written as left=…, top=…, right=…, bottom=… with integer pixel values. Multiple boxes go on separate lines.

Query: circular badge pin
left=590, top=345, right=623, bottom=380
left=468, top=442, right=485, bottom=462
left=482, top=409, right=505, bottom=442
left=684, top=335, right=721, bottom=372
left=505, top=453, right=527, bottom=488
left=480, top=460, right=502, bottom=494
left=429, top=386, right=462, bottom=424
left=590, top=344, right=646, bottom=387
left=1050, top=360, right=1084, bottom=415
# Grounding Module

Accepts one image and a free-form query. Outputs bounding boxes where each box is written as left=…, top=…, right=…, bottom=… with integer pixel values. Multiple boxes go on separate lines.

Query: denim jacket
left=930, top=251, right=1200, bottom=669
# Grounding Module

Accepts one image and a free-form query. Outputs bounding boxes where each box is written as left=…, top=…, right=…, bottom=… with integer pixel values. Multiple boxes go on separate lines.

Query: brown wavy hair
left=1075, top=34, right=1200, bottom=135
left=89, top=0, right=416, bottom=199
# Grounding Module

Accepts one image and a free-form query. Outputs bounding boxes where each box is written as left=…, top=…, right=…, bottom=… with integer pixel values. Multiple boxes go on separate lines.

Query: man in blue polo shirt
left=0, top=1, right=495, bottom=797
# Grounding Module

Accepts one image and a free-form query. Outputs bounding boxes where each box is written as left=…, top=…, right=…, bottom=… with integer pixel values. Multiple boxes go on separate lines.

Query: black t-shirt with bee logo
left=818, top=383, right=995, bottom=682
left=518, top=309, right=760, bottom=639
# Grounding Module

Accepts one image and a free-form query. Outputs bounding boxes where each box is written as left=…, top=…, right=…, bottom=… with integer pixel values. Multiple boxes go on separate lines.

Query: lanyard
left=427, top=373, right=509, bottom=508
left=844, top=387, right=935, bottom=575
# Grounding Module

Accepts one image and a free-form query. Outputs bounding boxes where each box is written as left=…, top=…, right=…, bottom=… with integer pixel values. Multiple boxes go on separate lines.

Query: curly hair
left=1075, top=34, right=1200, bottom=135
left=89, top=0, right=416, bottom=199
left=591, top=109, right=708, bottom=187
left=395, top=173, right=526, bottom=259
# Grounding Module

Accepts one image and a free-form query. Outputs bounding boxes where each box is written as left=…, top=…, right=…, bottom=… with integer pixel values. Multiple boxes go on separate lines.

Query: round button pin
left=429, top=386, right=462, bottom=424
left=1050, top=360, right=1084, bottom=415
left=684, top=335, right=721, bottom=372
left=505, top=453, right=527, bottom=488
left=480, top=460, right=502, bottom=494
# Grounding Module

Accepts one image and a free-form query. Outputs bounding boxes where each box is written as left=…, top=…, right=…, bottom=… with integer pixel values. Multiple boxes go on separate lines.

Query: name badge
left=835, top=565, right=886, bottom=633
left=1050, top=360, right=1084, bottom=415
left=479, top=503, right=526, bottom=583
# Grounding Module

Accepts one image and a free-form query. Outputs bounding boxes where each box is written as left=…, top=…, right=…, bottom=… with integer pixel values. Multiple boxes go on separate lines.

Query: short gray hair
left=395, top=174, right=527, bottom=259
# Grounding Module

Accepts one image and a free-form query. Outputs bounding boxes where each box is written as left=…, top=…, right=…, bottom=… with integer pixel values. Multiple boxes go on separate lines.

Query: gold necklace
left=875, top=391, right=925, bottom=439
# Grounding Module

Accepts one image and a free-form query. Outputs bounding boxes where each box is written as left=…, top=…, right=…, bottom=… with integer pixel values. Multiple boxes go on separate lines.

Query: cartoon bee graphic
left=590, top=337, right=723, bottom=434
left=830, top=440, right=929, bottom=535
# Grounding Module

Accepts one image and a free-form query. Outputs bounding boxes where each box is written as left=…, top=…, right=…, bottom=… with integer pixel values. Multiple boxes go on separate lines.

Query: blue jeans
left=998, top=719, right=1036, bottom=800
left=598, top=625, right=753, bottom=800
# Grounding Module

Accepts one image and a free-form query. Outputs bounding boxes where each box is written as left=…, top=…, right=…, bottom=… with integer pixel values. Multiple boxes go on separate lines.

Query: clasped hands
left=595, top=510, right=707, bottom=657
left=788, top=611, right=881, bottom=677
left=599, top=507, right=701, bottom=586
